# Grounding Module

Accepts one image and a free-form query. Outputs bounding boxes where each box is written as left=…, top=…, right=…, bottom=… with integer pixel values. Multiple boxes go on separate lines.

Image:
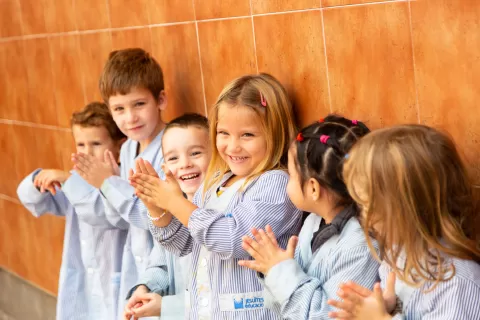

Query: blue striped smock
left=150, top=170, right=303, bottom=320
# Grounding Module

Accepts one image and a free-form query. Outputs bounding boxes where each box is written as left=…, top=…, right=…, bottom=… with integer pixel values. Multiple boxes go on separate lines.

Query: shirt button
left=80, top=240, right=86, bottom=245
left=87, top=268, right=94, bottom=274
left=135, top=256, right=142, bottom=263
left=201, top=258, right=207, bottom=267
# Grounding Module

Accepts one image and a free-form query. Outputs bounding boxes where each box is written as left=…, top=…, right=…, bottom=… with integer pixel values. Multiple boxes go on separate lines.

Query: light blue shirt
left=261, top=213, right=380, bottom=319
left=381, top=257, right=480, bottom=319
left=99, top=131, right=170, bottom=319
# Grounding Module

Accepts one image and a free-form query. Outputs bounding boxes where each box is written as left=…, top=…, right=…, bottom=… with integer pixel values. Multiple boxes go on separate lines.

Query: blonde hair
left=344, top=124, right=480, bottom=289
left=204, top=73, right=297, bottom=194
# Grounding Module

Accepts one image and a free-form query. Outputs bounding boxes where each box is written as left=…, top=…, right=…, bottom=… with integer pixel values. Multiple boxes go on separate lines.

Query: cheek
left=216, top=138, right=227, bottom=153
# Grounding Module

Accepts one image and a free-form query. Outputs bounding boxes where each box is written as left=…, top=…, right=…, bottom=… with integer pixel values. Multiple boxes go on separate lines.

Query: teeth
left=231, top=156, right=247, bottom=161
left=181, top=173, right=200, bottom=181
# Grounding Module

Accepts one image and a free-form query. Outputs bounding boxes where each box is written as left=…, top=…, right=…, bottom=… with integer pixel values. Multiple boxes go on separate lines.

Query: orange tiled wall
left=1, top=0, right=479, bottom=295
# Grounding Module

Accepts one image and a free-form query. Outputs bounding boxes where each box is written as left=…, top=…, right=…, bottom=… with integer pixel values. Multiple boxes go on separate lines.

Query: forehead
left=72, top=125, right=111, bottom=142
left=162, top=126, right=208, bottom=151
left=217, top=103, right=262, bottom=128
left=108, top=87, right=154, bottom=106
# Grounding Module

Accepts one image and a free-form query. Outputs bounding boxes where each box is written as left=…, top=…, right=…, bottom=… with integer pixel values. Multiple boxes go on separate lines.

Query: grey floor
left=0, top=268, right=56, bottom=320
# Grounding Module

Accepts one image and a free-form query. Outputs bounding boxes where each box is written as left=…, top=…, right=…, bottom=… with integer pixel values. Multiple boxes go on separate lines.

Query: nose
left=84, top=146, right=94, bottom=156
left=226, top=137, right=242, bottom=154
left=179, top=156, right=193, bottom=169
left=125, top=108, right=138, bottom=124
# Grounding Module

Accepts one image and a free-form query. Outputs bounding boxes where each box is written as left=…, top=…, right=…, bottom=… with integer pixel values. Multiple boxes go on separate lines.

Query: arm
left=62, top=171, right=128, bottom=229
left=101, top=176, right=150, bottom=230
left=16, top=169, right=71, bottom=217
left=265, top=246, right=380, bottom=319
left=188, top=171, right=301, bottom=260
left=149, top=217, right=194, bottom=257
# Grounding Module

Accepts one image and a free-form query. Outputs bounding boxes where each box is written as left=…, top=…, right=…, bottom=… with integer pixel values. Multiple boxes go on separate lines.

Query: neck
left=138, top=121, right=166, bottom=154
left=312, top=203, right=345, bottom=224
left=186, top=193, right=194, bottom=201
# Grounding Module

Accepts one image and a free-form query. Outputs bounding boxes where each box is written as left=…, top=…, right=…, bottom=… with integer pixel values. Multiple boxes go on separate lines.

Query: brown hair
left=99, top=48, right=164, bottom=103
left=344, top=124, right=480, bottom=289
left=71, top=102, right=126, bottom=141
left=204, top=73, right=297, bottom=195
left=164, top=112, right=208, bottom=134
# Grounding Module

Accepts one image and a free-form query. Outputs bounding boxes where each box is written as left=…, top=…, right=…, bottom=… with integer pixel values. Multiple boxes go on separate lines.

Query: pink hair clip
left=296, top=133, right=304, bottom=142
left=260, top=93, right=267, bottom=107
left=319, top=118, right=325, bottom=123
left=320, top=135, right=330, bottom=144
left=352, top=120, right=358, bottom=125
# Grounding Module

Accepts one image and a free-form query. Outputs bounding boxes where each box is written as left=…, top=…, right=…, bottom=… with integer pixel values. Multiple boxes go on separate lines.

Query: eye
left=113, top=106, right=124, bottom=112
left=167, top=156, right=178, bottom=162
left=191, top=151, right=202, bottom=157
left=135, top=101, right=145, bottom=107
left=77, top=143, right=84, bottom=147
left=93, top=142, right=102, bottom=146
left=217, top=131, right=228, bottom=135
left=242, top=133, right=254, bottom=137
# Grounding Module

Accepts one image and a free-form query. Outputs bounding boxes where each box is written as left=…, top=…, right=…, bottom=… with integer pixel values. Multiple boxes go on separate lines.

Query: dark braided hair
left=293, top=114, right=370, bottom=211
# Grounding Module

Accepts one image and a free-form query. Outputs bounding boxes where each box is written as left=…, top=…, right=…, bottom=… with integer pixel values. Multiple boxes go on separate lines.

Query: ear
left=157, top=90, right=167, bottom=111
left=306, top=178, right=322, bottom=202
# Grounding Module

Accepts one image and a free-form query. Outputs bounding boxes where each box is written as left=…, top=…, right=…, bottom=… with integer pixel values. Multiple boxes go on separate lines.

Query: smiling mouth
left=180, top=173, right=201, bottom=181
left=129, top=125, right=144, bottom=131
left=229, top=156, right=249, bottom=163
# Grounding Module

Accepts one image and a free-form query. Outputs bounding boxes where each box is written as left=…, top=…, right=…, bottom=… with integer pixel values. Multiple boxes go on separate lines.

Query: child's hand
left=71, top=153, right=117, bottom=188
left=238, top=225, right=298, bottom=275
left=33, top=169, right=70, bottom=195
left=327, top=273, right=397, bottom=320
left=124, top=285, right=149, bottom=320
left=130, top=292, right=162, bottom=318
left=130, top=162, right=183, bottom=213
left=104, top=150, right=120, bottom=176
left=134, top=158, right=160, bottom=178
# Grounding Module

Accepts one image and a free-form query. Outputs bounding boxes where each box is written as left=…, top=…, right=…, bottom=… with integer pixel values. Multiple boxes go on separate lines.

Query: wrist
left=165, top=192, right=187, bottom=213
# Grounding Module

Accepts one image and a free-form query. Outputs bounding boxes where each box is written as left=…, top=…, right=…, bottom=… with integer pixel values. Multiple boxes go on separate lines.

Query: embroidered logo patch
left=233, top=297, right=264, bottom=309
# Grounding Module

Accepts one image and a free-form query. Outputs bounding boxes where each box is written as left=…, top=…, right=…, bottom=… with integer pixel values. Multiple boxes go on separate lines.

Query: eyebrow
left=163, top=145, right=206, bottom=157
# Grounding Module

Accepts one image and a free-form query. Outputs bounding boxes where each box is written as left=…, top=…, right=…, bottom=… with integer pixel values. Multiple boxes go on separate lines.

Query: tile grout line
left=249, top=0, right=259, bottom=74
left=192, top=0, right=208, bottom=116
left=407, top=0, right=421, bottom=124
left=0, top=1, right=410, bottom=43
left=320, top=4, right=333, bottom=113
left=0, top=119, right=71, bottom=131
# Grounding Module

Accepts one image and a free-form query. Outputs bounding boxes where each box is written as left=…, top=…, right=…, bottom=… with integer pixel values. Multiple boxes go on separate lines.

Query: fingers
left=137, top=158, right=148, bottom=174
left=286, top=236, right=298, bottom=257
left=327, top=297, right=355, bottom=315
left=237, top=260, right=262, bottom=273
left=241, top=236, right=263, bottom=259
left=145, top=161, right=159, bottom=177
left=342, top=281, right=373, bottom=298
left=327, top=309, right=353, bottom=319
left=161, top=164, right=175, bottom=181
left=373, top=283, right=385, bottom=304
left=265, top=225, right=279, bottom=247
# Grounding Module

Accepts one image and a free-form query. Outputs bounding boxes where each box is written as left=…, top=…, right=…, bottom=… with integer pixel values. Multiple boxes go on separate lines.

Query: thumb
left=129, top=168, right=134, bottom=180
left=286, top=236, right=298, bottom=257
left=385, top=272, right=396, bottom=295
left=373, top=283, right=385, bottom=304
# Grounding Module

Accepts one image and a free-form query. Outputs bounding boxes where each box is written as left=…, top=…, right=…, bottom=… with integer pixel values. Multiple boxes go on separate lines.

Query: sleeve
left=188, top=171, right=301, bottom=260
left=126, top=243, right=171, bottom=298
left=149, top=217, right=194, bottom=257
left=264, top=246, right=380, bottom=319
left=62, top=171, right=128, bottom=229
left=16, top=169, right=71, bottom=217
left=100, top=175, right=150, bottom=230
left=421, top=277, right=480, bottom=319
